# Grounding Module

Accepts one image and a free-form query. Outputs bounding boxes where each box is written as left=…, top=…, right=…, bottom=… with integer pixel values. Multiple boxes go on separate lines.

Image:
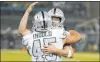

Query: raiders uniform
left=22, top=27, right=70, bottom=61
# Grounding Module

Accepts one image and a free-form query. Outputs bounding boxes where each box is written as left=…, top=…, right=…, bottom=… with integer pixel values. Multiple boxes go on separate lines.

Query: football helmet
left=48, top=8, right=65, bottom=27
left=32, top=11, right=52, bottom=32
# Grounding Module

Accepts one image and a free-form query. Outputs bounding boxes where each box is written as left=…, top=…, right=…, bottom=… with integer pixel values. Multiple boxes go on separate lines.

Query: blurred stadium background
left=0, top=1, right=99, bottom=61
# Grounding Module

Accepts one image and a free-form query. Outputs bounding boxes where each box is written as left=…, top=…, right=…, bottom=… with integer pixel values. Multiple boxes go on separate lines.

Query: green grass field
left=1, top=49, right=99, bottom=61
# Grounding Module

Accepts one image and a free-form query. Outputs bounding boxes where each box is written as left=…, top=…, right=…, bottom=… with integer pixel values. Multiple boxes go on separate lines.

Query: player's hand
left=26, top=2, right=39, bottom=13
left=41, top=43, right=57, bottom=54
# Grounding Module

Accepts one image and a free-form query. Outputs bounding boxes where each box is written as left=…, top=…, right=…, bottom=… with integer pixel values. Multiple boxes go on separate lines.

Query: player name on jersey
left=33, top=31, right=52, bottom=39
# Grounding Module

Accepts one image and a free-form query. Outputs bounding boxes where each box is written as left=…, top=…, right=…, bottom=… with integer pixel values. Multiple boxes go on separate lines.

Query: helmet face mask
left=48, top=8, right=65, bottom=28
left=32, top=11, right=52, bottom=32
left=35, top=21, right=48, bottom=31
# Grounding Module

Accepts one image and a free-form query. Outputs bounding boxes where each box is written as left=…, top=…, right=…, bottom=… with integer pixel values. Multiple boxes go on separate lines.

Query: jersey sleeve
left=61, top=31, right=70, bottom=39
left=22, top=34, right=32, bottom=46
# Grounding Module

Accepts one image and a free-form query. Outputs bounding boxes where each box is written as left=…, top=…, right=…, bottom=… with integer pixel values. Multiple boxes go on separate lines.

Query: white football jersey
left=22, top=27, right=70, bottom=61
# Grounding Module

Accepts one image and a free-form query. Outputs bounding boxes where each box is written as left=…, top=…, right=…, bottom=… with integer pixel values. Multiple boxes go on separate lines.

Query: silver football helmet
left=32, top=11, right=52, bottom=32
left=48, top=8, right=65, bottom=27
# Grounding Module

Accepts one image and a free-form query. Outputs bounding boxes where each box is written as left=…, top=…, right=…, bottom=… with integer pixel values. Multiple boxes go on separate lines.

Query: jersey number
left=32, top=37, right=57, bottom=61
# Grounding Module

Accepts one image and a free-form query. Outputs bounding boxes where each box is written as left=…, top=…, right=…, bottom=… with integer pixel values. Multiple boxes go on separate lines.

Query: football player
left=18, top=2, right=72, bottom=61
left=18, top=2, right=81, bottom=61
left=42, top=8, right=82, bottom=58
left=48, top=8, right=82, bottom=44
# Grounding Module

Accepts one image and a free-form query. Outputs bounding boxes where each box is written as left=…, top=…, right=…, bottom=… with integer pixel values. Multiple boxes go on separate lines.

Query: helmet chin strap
left=52, top=23, right=63, bottom=28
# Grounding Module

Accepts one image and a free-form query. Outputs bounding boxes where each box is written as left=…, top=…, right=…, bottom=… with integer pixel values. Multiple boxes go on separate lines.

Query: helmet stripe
left=54, top=8, right=56, bottom=14
left=41, top=11, right=44, bottom=19
left=41, top=11, right=45, bottom=28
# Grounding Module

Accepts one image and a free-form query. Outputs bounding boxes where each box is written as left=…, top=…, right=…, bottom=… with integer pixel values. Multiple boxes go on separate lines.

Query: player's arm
left=63, top=30, right=82, bottom=44
left=42, top=44, right=73, bottom=58
left=63, top=44, right=74, bottom=58
left=18, top=2, right=38, bottom=37
left=55, top=45, right=74, bottom=58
